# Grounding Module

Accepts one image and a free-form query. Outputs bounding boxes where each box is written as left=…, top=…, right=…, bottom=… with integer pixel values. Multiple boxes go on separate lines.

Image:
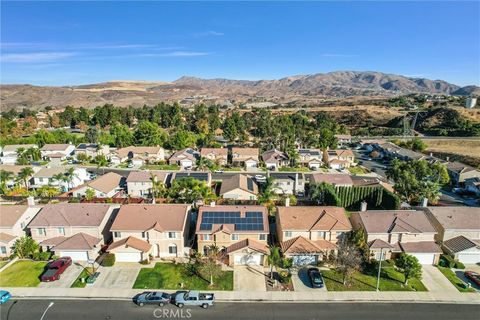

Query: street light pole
left=40, top=302, right=54, bottom=320
left=376, top=248, right=383, bottom=292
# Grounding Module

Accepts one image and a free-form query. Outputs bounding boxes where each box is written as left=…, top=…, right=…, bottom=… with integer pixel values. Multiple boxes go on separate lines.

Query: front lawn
left=348, top=166, right=368, bottom=175
left=0, top=260, right=48, bottom=287
left=141, top=164, right=180, bottom=171
left=0, top=260, right=10, bottom=269
left=70, top=267, right=95, bottom=288
left=133, top=263, right=233, bottom=291
left=278, top=167, right=311, bottom=172
left=437, top=266, right=476, bottom=293
left=322, top=265, right=427, bottom=292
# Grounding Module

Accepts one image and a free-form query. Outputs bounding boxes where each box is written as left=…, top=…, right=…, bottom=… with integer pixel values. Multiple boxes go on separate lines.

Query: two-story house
left=298, top=149, right=323, bottom=170
left=324, top=149, right=355, bottom=169
left=270, top=172, right=305, bottom=196
left=196, top=204, right=269, bottom=266
left=423, top=206, right=480, bottom=264
left=108, top=204, right=192, bottom=262
left=71, top=172, right=125, bottom=198
left=277, top=206, right=352, bottom=266
left=126, top=171, right=169, bottom=198
left=41, top=144, right=75, bottom=164
left=231, top=148, right=259, bottom=169
left=262, top=149, right=289, bottom=170
left=219, top=174, right=258, bottom=200
left=112, top=146, right=165, bottom=165
left=0, top=203, right=42, bottom=257
left=350, top=209, right=442, bottom=265
left=28, top=203, right=117, bottom=261
left=0, top=144, right=38, bottom=165
left=200, top=148, right=228, bottom=166
left=445, top=162, right=480, bottom=186
left=31, top=166, right=89, bottom=191
left=168, top=148, right=198, bottom=169
left=75, top=143, right=111, bottom=158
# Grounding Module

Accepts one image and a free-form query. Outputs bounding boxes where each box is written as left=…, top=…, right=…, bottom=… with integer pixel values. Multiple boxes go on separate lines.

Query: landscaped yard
left=322, top=264, right=427, bottom=292
left=70, top=267, right=95, bottom=288
left=0, top=260, right=10, bottom=269
left=279, top=166, right=311, bottom=172
left=141, top=164, right=180, bottom=170
left=133, top=263, right=233, bottom=291
left=437, top=266, right=476, bottom=293
left=0, top=260, right=48, bottom=287
left=348, top=166, right=368, bottom=175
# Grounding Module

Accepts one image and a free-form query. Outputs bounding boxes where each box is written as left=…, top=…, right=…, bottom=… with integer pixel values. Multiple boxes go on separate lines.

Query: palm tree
left=18, top=167, right=34, bottom=189
left=0, top=170, right=14, bottom=194
left=267, top=246, right=282, bottom=280
left=196, top=157, right=212, bottom=171
left=287, top=149, right=299, bottom=167
left=150, top=173, right=166, bottom=199
left=64, top=167, right=79, bottom=190
left=258, top=177, right=278, bottom=215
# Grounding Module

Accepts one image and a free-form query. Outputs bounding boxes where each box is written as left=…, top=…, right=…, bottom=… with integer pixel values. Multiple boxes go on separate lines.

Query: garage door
left=411, top=253, right=435, bottom=265
left=58, top=251, right=89, bottom=261
left=115, top=252, right=143, bottom=262
left=233, top=252, right=263, bottom=265
left=292, top=255, right=318, bottom=266
left=457, top=253, right=480, bottom=264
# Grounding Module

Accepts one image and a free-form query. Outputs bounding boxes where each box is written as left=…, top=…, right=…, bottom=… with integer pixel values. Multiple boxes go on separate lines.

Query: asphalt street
left=1, top=300, right=479, bottom=320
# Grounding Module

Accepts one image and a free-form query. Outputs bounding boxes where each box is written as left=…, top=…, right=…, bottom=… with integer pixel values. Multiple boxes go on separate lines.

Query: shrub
left=455, top=261, right=465, bottom=269
left=139, top=259, right=150, bottom=265
left=102, top=253, right=115, bottom=267
left=31, top=251, right=51, bottom=261
left=439, top=254, right=455, bottom=268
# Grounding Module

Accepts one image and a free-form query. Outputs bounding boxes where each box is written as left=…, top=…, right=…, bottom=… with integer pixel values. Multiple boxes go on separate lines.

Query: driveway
left=292, top=267, right=327, bottom=292
left=38, top=262, right=83, bottom=288
left=92, top=263, right=142, bottom=289
left=233, top=265, right=266, bottom=291
left=421, top=265, right=458, bottom=293
left=454, top=264, right=480, bottom=291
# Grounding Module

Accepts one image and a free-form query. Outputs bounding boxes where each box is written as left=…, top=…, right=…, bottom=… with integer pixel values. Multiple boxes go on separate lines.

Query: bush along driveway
left=0, top=260, right=48, bottom=287
left=133, top=262, right=233, bottom=291
left=322, top=261, right=427, bottom=292
left=436, top=266, right=476, bottom=293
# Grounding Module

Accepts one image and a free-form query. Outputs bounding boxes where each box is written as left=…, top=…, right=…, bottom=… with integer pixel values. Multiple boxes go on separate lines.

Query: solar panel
left=200, top=211, right=264, bottom=231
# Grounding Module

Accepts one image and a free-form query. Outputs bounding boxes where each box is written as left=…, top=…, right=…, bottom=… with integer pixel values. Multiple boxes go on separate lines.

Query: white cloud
left=193, top=30, right=225, bottom=37
left=0, top=52, right=77, bottom=63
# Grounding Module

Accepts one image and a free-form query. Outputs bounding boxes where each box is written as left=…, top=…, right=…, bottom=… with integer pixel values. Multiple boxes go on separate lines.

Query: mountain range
left=1, top=71, right=478, bottom=109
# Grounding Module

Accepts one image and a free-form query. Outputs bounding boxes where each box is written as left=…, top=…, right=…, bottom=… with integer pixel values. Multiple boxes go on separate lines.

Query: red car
left=464, top=271, right=480, bottom=286
left=41, top=257, right=72, bottom=282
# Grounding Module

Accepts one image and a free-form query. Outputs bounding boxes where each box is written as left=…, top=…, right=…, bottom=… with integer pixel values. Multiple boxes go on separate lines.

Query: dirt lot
left=424, top=139, right=480, bottom=158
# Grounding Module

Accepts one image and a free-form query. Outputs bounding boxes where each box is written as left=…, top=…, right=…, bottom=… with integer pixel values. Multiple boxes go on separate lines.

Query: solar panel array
left=199, top=211, right=264, bottom=231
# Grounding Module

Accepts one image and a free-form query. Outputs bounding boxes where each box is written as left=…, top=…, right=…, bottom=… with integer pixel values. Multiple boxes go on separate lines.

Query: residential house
left=0, top=165, right=41, bottom=189
left=277, top=206, right=352, bottom=265
left=108, top=204, right=192, bottom=262
left=168, top=148, right=198, bottom=169
left=350, top=209, right=442, bottom=264
left=200, top=148, right=228, bottom=166
left=170, top=172, right=212, bottom=187
left=71, top=172, right=125, bottom=198
left=31, top=166, right=88, bottom=191
left=298, top=149, right=323, bottom=170
left=0, top=204, right=42, bottom=257
left=41, top=144, right=75, bottom=164
left=310, top=173, right=354, bottom=188
left=335, top=134, right=352, bottom=146
left=423, top=206, right=480, bottom=264
left=28, top=203, right=117, bottom=261
left=220, top=174, right=258, bottom=200
left=231, top=148, right=259, bottom=169
left=324, top=149, right=355, bottom=169
left=75, top=143, right=110, bottom=158
left=112, top=146, right=165, bottom=165
left=374, top=142, right=425, bottom=161
left=445, top=162, right=480, bottom=186
left=127, top=171, right=169, bottom=198
left=196, top=204, right=269, bottom=266
left=0, top=144, right=38, bottom=165
left=262, top=149, right=289, bottom=170
left=270, top=172, right=305, bottom=196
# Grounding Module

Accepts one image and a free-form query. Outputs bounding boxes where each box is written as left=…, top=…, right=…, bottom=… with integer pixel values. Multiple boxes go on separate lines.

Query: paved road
left=1, top=300, right=479, bottom=320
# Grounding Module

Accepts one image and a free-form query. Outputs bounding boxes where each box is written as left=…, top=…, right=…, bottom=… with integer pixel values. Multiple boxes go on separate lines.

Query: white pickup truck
left=173, top=291, right=214, bottom=309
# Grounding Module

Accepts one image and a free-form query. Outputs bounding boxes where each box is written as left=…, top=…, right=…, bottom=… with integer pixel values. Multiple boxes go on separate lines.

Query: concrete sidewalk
left=2, top=287, right=479, bottom=304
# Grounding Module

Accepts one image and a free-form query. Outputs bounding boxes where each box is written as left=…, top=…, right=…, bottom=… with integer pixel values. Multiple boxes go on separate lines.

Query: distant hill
left=1, top=71, right=478, bottom=109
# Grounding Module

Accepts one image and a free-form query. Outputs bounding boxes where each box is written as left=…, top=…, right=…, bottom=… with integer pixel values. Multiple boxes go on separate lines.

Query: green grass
left=221, top=167, right=244, bottom=172
left=322, top=266, right=427, bottom=292
left=437, top=266, right=476, bottom=293
left=70, top=267, right=95, bottom=288
left=0, top=260, right=48, bottom=287
left=133, top=263, right=233, bottom=291
left=141, top=164, right=180, bottom=170
left=348, top=166, right=368, bottom=174
left=0, top=260, right=10, bottom=269
left=278, top=166, right=311, bottom=172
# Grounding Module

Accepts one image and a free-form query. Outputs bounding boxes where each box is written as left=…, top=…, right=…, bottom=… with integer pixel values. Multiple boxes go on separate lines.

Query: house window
left=168, top=232, right=177, bottom=239
left=203, top=234, right=210, bottom=241
left=114, top=231, right=121, bottom=238
left=317, top=231, right=326, bottom=239
left=259, top=234, right=267, bottom=241
left=285, top=231, right=292, bottom=237
left=141, top=232, right=148, bottom=239
left=58, top=227, right=65, bottom=235
left=168, top=244, right=178, bottom=254
left=0, top=246, right=6, bottom=254
left=39, top=178, right=44, bottom=183
left=232, top=234, right=239, bottom=241
left=38, top=228, right=46, bottom=236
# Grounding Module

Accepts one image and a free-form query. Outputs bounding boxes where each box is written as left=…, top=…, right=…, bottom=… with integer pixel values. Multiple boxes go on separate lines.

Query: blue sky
left=1, top=1, right=479, bottom=86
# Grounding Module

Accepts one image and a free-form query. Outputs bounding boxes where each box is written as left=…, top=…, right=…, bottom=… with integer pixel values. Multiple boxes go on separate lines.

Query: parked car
left=255, top=175, right=266, bottom=181
left=136, top=291, right=171, bottom=307
left=0, top=290, right=11, bottom=304
left=41, top=257, right=72, bottom=282
left=464, top=271, right=480, bottom=286
left=307, top=267, right=324, bottom=288
left=173, top=291, right=214, bottom=309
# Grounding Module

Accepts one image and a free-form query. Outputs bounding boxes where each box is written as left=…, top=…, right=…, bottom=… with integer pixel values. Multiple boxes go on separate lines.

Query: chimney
left=27, top=196, right=35, bottom=206
left=446, top=156, right=450, bottom=162
left=429, top=152, right=433, bottom=157
left=294, top=173, right=299, bottom=192
left=285, top=197, right=290, bottom=207
left=421, top=198, right=428, bottom=207
left=360, top=201, right=368, bottom=212
left=210, top=201, right=215, bottom=207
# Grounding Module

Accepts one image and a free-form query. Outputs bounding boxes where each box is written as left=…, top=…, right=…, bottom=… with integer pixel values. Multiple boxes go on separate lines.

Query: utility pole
left=376, top=248, right=383, bottom=292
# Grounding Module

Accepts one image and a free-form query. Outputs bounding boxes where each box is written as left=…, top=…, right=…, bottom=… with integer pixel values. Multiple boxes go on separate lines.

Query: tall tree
left=18, top=167, right=34, bottom=189
left=336, top=237, right=362, bottom=286
left=134, top=121, right=167, bottom=146
left=267, top=246, right=282, bottom=280
left=395, top=254, right=422, bottom=285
